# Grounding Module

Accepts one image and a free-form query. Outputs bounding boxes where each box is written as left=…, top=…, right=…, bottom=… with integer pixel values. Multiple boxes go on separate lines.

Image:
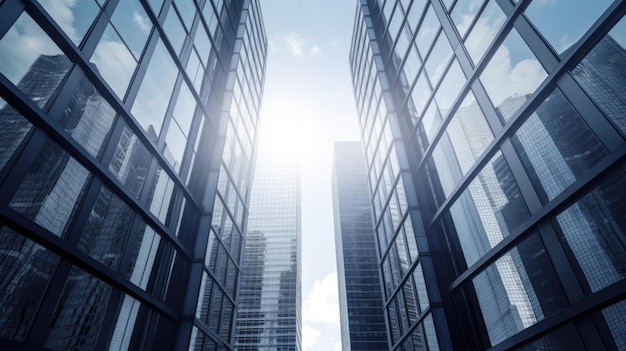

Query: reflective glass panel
left=0, top=13, right=71, bottom=108
left=434, top=59, right=466, bottom=115
left=601, top=299, right=626, bottom=350
left=131, top=39, right=178, bottom=136
left=107, top=294, right=142, bottom=351
left=451, top=0, right=486, bottom=38
left=571, top=17, right=626, bottom=136
left=512, top=89, right=607, bottom=203
left=111, top=0, right=152, bottom=60
left=91, top=24, right=137, bottom=98
left=516, top=324, right=584, bottom=351
left=163, top=8, right=187, bottom=55
left=174, top=0, right=196, bottom=30
left=0, top=226, right=60, bottom=341
left=464, top=0, right=506, bottom=64
left=0, top=99, right=33, bottom=172
left=471, top=233, right=567, bottom=346
left=10, top=139, right=92, bottom=237
left=108, top=126, right=153, bottom=199
left=145, top=165, right=176, bottom=222
left=44, top=267, right=112, bottom=351
left=172, top=82, right=196, bottom=136
left=450, top=151, right=529, bottom=266
left=480, top=28, right=548, bottom=121
left=60, top=75, right=116, bottom=159
left=409, top=71, right=432, bottom=123
left=126, top=221, right=161, bottom=290
left=78, top=186, right=134, bottom=270
left=415, top=6, right=440, bottom=57
left=164, top=121, right=187, bottom=172
left=37, top=0, right=100, bottom=45
left=525, top=0, right=613, bottom=55
left=555, top=169, right=626, bottom=293
left=424, top=31, right=454, bottom=86
left=432, top=93, right=493, bottom=198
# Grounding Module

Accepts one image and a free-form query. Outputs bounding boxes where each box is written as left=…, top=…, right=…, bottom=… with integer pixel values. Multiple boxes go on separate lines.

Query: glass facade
left=332, top=141, right=389, bottom=351
left=234, top=113, right=302, bottom=350
left=0, top=0, right=266, bottom=350
left=349, top=0, right=626, bottom=350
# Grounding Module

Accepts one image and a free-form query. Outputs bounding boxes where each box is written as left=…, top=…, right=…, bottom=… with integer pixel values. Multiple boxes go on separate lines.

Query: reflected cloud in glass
left=37, top=0, right=100, bottom=45
left=91, top=25, right=137, bottom=99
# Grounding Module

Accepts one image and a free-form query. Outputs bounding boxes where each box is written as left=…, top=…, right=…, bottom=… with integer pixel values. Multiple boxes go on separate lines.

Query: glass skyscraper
left=0, top=0, right=266, bottom=350
left=349, top=0, right=626, bottom=350
left=332, top=141, right=389, bottom=351
left=234, top=113, right=302, bottom=351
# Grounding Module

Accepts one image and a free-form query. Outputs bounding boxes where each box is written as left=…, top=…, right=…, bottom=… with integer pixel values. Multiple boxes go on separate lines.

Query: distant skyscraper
left=235, top=113, right=302, bottom=350
left=332, top=141, right=389, bottom=351
left=0, top=0, right=266, bottom=350
left=349, top=1, right=626, bottom=350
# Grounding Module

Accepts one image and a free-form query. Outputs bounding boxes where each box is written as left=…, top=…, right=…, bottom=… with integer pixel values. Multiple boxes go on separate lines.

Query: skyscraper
left=234, top=113, right=302, bottom=350
left=332, top=141, right=389, bottom=351
left=0, top=0, right=266, bottom=350
left=349, top=0, right=626, bottom=350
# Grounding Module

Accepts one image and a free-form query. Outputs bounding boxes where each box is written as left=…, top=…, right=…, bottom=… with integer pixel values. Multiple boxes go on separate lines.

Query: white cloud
left=309, top=45, right=323, bottom=56
left=132, top=11, right=151, bottom=34
left=284, top=31, right=305, bottom=57
left=302, top=325, right=321, bottom=350
left=38, top=0, right=79, bottom=42
left=303, top=272, right=340, bottom=325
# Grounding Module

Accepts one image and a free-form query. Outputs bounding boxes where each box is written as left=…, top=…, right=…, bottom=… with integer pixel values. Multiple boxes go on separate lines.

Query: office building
left=332, top=141, right=389, bottom=351
left=349, top=0, right=626, bottom=350
left=0, top=0, right=266, bottom=350
left=234, top=113, right=302, bottom=350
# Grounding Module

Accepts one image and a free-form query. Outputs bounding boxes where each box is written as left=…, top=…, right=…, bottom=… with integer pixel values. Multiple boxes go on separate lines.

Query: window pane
left=451, top=0, right=486, bottom=38
left=434, top=59, right=466, bottom=116
left=110, top=0, right=152, bottom=59
left=37, top=0, right=100, bottom=45
left=600, top=299, right=626, bottom=350
left=415, top=6, right=440, bottom=57
left=512, top=89, right=607, bottom=203
left=10, top=139, right=92, bottom=237
left=44, top=267, right=112, bottom=351
left=108, top=126, right=153, bottom=199
left=480, top=28, right=548, bottom=121
left=450, top=151, right=529, bottom=266
left=0, top=226, right=60, bottom=341
left=0, top=99, right=33, bottom=172
left=571, top=17, right=626, bottom=136
left=464, top=0, right=506, bottom=64
left=516, top=324, right=583, bottom=351
left=164, top=121, right=187, bottom=172
left=163, top=8, right=187, bottom=55
left=471, top=234, right=567, bottom=346
left=424, top=31, right=454, bottom=86
left=126, top=221, right=161, bottom=290
left=78, top=186, right=134, bottom=270
left=91, top=24, right=137, bottom=99
left=145, top=165, right=176, bottom=222
left=555, top=169, right=626, bottom=293
left=107, top=294, right=142, bottom=351
left=172, top=82, right=196, bottom=136
left=525, top=0, right=613, bottom=54
left=60, top=75, right=117, bottom=159
left=131, top=39, right=178, bottom=136
left=0, top=13, right=71, bottom=108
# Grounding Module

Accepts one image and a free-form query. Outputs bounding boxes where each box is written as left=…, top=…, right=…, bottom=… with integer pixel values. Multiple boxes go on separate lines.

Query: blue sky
left=260, top=1, right=360, bottom=350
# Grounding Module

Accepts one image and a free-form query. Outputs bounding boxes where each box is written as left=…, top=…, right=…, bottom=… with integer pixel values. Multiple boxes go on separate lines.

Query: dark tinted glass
left=0, top=99, right=33, bottom=172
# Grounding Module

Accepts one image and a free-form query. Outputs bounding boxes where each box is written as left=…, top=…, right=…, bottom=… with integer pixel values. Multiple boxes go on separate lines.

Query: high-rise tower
left=349, top=0, right=626, bottom=350
left=0, top=0, right=266, bottom=350
left=234, top=112, right=302, bottom=350
left=332, top=141, right=389, bottom=351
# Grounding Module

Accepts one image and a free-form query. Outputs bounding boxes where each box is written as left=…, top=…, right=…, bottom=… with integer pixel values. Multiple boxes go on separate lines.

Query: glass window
left=412, top=263, right=429, bottom=312
left=480, top=28, right=548, bottom=121
left=470, top=233, right=567, bottom=346
left=43, top=266, right=112, bottom=351
left=172, top=82, right=196, bottom=136
left=10, top=139, right=92, bottom=237
left=91, top=24, right=137, bottom=98
left=108, top=126, right=153, bottom=199
left=554, top=168, right=626, bottom=293
left=464, top=0, right=506, bottom=64
left=163, top=8, right=187, bottom=55
left=174, top=0, right=196, bottom=31
left=145, top=165, right=176, bottom=222
left=402, top=46, right=421, bottom=88
left=431, top=92, right=493, bottom=198
left=147, top=0, right=165, bottom=16
left=0, top=99, right=33, bottom=172
left=0, top=226, right=60, bottom=341
left=451, top=0, right=486, bottom=38
left=415, top=6, right=440, bottom=57
left=600, top=299, right=626, bottom=350
left=126, top=221, right=161, bottom=290
left=516, top=324, right=584, bottom=351
left=78, top=186, right=134, bottom=270
left=0, top=13, right=72, bottom=109
left=408, top=71, right=432, bottom=123
left=164, top=121, right=187, bottom=172
left=449, top=151, right=529, bottom=266
left=131, top=39, right=178, bottom=136
left=186, top=48, right=205, bottom=93
left=434, top=59, right=466, bottom=115
left=424, top=31, right=454, bottom=86
left=571, top=16, right=626, bottom=136
left=37, top=0, right=100, bottom=46
left=110, top=0, right=152, bottom=59
left=512, top=89, right=607, bottom=203
left=194, top=26, right=213, bottom=66
left=525, top=0, right=614, bottom=55
left=59, top=75, right=116, bottom=159
left=107, top=294, right=142, bottom=350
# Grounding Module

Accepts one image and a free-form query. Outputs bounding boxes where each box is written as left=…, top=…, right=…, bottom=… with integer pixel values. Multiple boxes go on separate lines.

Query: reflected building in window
left=0, top=0, right=266, bottom=350
left=332, top=141, right=389, bottom=351
left=234, top=112, right=302, bottom=351
left=349, top=0, right=626, bottom=350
